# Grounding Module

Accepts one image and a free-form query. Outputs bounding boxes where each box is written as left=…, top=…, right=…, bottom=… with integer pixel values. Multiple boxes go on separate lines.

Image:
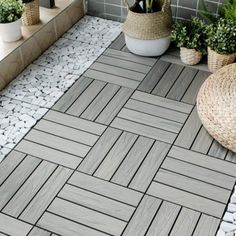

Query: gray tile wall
left=87, top=0, right=223, bottom=22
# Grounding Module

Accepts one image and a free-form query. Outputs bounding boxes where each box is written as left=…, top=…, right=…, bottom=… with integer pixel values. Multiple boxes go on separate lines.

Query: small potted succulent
left=171, top=17, right=207, bottom=65
left=22, top=0, right=40, bottom=25
left=0, top=0, right=24, bottom=42
left=207, top=18, right=236, bottom=73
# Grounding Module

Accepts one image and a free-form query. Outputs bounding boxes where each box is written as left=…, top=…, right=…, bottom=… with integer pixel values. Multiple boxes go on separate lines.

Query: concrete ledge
left=0, top=0, right=85, bottom=91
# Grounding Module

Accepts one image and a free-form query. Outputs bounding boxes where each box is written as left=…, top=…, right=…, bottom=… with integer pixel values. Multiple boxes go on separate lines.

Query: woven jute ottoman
left=197, top=63, right=236, bottom=153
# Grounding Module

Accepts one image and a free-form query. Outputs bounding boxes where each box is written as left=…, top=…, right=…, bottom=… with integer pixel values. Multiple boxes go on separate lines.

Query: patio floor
left=0, top=33, right=236, bottom=236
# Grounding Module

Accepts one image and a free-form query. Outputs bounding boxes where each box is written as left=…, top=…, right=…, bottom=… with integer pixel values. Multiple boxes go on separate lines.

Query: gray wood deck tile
left=67, top=80, right=106, bottom=116
left=155, top=169, right=231, bottom=203
left=35, top=119, right=99, bottom=146
left=78, top=127, right=122, bottom=174
left=162, top=157, right=235, bottom=190
left=138, top=60, right=170, bottom=93
left=90, top=62, right=145, bottom=81
left=95, top=87, right=133, bottom=125
left=0, top=150, right=25, bottom=186
left=169, top=208, right=200, bottom=236
left=68, top=172, right=143, bottom=207
left=53, top=76, right=93, bottom=112
left=193, top=214, right=220, bottom=236
left=44, top=110, right=106, bottom=136
left=81, top=83, right=120, bottom=121
left=111, top=136, right=154, bottom=186
left=225, top=151, right=236, bottom=163
left=94, top=132, right=138, bottom=180
left=0, top=155, right=41, bottom=210
left=28, top=227, right=51, bottom=236
left=48, top=198, right=126, bottom=236
left=20, top=166, right=72, bottom=224
left=0, top=213, right=32, bottom=236
left=109, top=33, right=126, bottom=50
left=129, top=141, right=170, bottom=192
left=38, top=212, right=108, bottom=236
left=59, top=184, right=135, bottom=221
left=3, top=160, right=57, bottom=217
left=122, top=195, right=162, bottom=236
left=146, top=201, right=180, bottom=236
left=25, top=129, right=90, bottom=157
left=15, top=140, right=82, bottom=169
left=125, top=98, right=188, bottom=123
left=147, top=182, right=225, bottom=218
left=169, top=146, right=236, bottom=178
left=84, top=69, right=140, bottom=89
left=208, top=140, right=228, bottom=159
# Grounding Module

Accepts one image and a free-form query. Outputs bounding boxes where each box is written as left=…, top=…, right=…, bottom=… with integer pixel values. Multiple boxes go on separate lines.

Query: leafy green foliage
left=221, top=0, right=236, bottom=22
left=198, top=0, right=218, bottom=23
left=207, top=18, right=236, bottom=54
left=170, top=17, right=207, bottom=54
left=0, top=0, right=24, bottom=23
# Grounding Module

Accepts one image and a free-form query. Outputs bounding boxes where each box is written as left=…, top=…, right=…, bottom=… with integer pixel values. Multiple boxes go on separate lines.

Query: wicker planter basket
left=208, top=47, right=236, bottom=73
left=123, top=0, right=172, bottom=40
left=22, top=0, right=40, bottom=26
left=197, top=63, right=236, bottom=153
left=180, top=47, right=203, bottom=65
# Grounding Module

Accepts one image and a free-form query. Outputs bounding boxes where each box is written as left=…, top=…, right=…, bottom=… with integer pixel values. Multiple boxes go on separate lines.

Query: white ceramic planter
left=124, top=34, right=171, bottom=57
left=0, top=19, right=22, bottom=42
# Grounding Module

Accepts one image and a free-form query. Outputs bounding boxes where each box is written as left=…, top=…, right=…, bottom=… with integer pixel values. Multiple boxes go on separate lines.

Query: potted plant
left=0, top=0, right=24, bottom=42
left=170, top=17, right=207, bottom=65
left=22, top=0, right=40, bottom=25
left=207, top=18, right=236, bottom=73
left=123, top=0, right=172, bottom=57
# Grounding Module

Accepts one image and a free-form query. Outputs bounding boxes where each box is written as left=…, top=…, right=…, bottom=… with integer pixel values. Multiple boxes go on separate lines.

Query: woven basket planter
left=22, top=0, right=40, bottom=26
left=197, top=63, right=236, bottom=153
left=180, top=47, right=203, bottom=65
left=208, top=47, right=236, bottom=73
left=123, top=0, right=172, bottom=56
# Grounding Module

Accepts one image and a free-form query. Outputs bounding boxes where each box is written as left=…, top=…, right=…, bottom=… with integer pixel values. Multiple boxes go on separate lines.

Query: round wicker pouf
left=197, top=63, right=236, bottom=153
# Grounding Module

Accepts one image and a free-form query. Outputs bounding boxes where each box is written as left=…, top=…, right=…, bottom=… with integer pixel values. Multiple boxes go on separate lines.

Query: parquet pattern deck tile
left=0, top=33, right=235, bottom=236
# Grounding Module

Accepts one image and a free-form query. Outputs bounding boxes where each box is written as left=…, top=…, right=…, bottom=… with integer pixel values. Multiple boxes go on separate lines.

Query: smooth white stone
left=217, top=229, right=226, bottom=236
left=221, top=222, right=236, bottom=232
left=228, top=204, right=236, bottom=213
left=224, top=212, right=235, bottom=223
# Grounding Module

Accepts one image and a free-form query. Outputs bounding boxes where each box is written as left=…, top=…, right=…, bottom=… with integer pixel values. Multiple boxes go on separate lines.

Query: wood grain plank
left=138, top=60, right=170, bottom=93
left=38, top=212, right=107, bottom=236
left=53, top=76, right=93, bottom=112
left=109, top=33, right=126, bottom=50
left=25, top=129, right=90, bottom=157
left=20, top=166, right=72, bottom=224
left=94, top=132, right=138, bottom=180
left=0, top=213, right=32, bottom=236
left=208, top=140, right=228, bottom=159
left=129, top=141, right=170, bottom=192
left=169, top=208, right=200, bottom=236
left=122, top=195, right=162, bottom=236
left=95, top=87, right=133, bottom=125
left=169, top=146, right=236, bottom=178
left=132, top=91, right=192, bottom=114
left=67, top=80, right=106, bottom=116
left=44, top=110, right=106, bottom=136
left=84, top=69, right=140, bottom=89
left=0, top=150, right=25, bottom=186
left=111, top=117, right=176, bottom=144
left=112, top=136, right=154, bottom=186
left=175, top=107, right=201, bottom=148
left=35, top=119, right=99, bottom=146
left=118, top=108, right=182, bottom=133
left=69, top=172, right=143, bottom=207
left=162, top=157, right=235, bottom=190
left=193, top=214, right=220, bottom=236
left=15, top=140, right=82, bottom=169
left=28, top=227, right=51, bottom=236
left=48, top=198, right=126, bottom=236
left=90, top=62, right=145, bottom=81
left=146, top=201, right=180, bottom=236
left=81, top=83, right=120, bottom=121
left=125, top=98, right=187, bottom=124
left=155, top=169, right=230, bottom=203
left=148, top=182, right=226, bottom=218
left=78, top=127, right=122, bottom=174
left=0, top=155, right=40, bottom=210
left=59, top=184, right=135, bottom=221
left=3, top=161, right=57, bottom=217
